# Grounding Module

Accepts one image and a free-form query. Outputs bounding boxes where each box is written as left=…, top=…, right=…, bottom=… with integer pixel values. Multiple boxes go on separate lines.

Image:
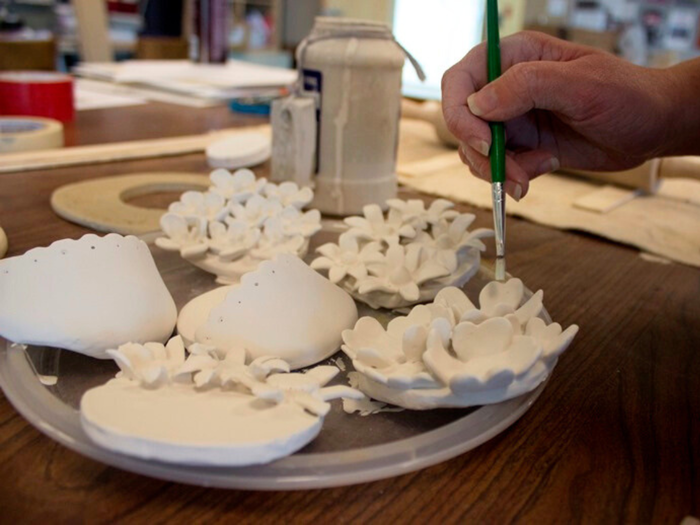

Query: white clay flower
left=177, top=344, right=256, bottom=389
left=209, top=168, right=267, bottom=202
left=107, top=336, right=187, bottom=388
left=229, top=194, right=284, bottom=228
left=178, top=348, right=361, bottom=416
left=250, top=216, right=305, bottom=259
left=344, top=204, right=416, bottom=245
left=278, top=206, right=322, bottom=238
left=423, top=316, right=544, bottom=395
left=386, top=198, right=460, bottom=230
left=311, top=233, right=384, bottom=284
left=358, top=243, right=452, bottom=302
left=341, top=315, right=447, bottom=390
left=168, top=191, right=228, bottom=222
left=432, top=214, right=493, bottom=252
left=155, top=213, right=209, bottom=259
left=263, top=181, right=314, bottom=209
left=252, top=365, right=363, bottom=417
left=208, top=220, right=260, bottom=261
left=342, top=279, right=579, bottom=408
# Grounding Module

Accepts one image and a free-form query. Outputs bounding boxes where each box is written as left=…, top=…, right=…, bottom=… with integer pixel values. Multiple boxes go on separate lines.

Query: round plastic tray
left=0, top=231, right=550, bottom=490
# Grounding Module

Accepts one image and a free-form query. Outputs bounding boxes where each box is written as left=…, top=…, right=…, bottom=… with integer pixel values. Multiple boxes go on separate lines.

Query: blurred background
left=1, top=0, right=698, bottom=101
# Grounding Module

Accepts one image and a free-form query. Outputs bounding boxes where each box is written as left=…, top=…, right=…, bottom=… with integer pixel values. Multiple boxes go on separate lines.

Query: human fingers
left=467, top=58, right=597, bottom=123
left=459, top=143, right=531, bottom=200
left=443, top=32, right=592, bottom=153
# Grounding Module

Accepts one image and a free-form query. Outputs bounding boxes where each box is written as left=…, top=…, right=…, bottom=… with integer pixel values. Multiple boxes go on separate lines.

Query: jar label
left=302, top=69, right=323, bottom=174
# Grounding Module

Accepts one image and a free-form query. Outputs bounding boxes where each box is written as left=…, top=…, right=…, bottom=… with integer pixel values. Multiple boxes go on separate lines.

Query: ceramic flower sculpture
left=81, top=336, right=363, bottom=466
left=156, top=168, right=322, bottom=284
left=311, top=198, right=493, bottom=309
left=341, top=279, right=579, bottom=409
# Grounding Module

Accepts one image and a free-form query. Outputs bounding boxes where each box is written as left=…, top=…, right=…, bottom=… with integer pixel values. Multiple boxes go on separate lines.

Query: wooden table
left=0, top=103, right=698, bottom=523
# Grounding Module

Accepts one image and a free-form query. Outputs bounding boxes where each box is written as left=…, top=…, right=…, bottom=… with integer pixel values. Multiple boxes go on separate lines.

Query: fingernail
left=537, top=157, right=560, bottom=175
left=513, top=183, right=523, bottom=201
left=468, top=89, right=496, bottom=117
left=505, top=181, right=523, bottom=202
left=468, top=138, right=490, bottom=157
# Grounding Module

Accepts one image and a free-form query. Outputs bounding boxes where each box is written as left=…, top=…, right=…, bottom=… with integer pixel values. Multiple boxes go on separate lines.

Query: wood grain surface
left=0, top=103, right=697, bottom=524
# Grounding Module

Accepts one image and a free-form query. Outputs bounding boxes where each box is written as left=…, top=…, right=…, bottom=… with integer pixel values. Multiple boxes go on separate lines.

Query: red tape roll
left=0, top=72, right=74, bottom=123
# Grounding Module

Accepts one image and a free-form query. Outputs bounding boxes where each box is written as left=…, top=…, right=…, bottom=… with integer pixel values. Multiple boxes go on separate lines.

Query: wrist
left=657, top=58, right=700, bottom=157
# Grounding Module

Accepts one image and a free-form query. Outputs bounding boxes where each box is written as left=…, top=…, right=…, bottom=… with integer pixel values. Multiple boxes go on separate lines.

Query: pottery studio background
left=1, top=0, right=700, bottom=523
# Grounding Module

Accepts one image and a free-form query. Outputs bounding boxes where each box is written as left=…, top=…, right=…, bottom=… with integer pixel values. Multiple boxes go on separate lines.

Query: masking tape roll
left=0, top=117, right=64, bottom=154
left=0, top=71, right=75, bottom=123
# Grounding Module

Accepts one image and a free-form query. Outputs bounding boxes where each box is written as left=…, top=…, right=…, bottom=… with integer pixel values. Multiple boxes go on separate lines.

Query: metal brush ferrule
left=492, top=182, right=506, bottom=259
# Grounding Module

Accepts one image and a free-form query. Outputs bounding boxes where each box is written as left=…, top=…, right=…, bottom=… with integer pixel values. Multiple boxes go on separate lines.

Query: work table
left=0, top=103, right=697, bottom=523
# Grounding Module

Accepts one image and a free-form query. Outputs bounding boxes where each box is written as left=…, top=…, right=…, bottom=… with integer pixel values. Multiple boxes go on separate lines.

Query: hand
left=441, top=31, right=680, bottom=200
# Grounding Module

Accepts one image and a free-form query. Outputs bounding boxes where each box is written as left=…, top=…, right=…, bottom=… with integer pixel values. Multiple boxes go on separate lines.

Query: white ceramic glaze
left=311, top=199, right=493, bottom=309
left=341, top=279, right=579, bottom=409
left=188, top=254, right=358, bottom=369
left=81, top=336, right=363, bottom=466
left=156, top=168, right=321, bottom=285
left=0, top=234, right=177, bottom=358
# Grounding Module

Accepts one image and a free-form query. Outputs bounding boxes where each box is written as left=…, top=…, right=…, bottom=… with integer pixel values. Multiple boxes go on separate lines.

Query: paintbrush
left=486, top=0, right=507, bottom=281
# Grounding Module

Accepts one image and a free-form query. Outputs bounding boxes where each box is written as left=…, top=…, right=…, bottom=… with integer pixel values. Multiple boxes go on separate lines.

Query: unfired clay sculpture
left=311, top=199, right=493, bottom=309
left=156, top=168, right=321, bottom=284
left=0, top=234, right=177, bottom=358
left=341, top=279, right=578, bottom=409
left=81, top=336, right=363, bottom=466
left=183, top=254, right=358, bottom=369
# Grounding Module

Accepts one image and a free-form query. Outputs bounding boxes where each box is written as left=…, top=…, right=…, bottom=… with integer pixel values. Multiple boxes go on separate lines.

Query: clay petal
left=479, top=278, right=524, bottom=314
left=452, top=317, right=514, bottom=361
left=402, top=324, right=428, bottom=361
left=515, top=290, right=544, bottom=325
left=318, top=385, right=364, bottom=401
left=357, top=347, right=393, bottom=368
left=434, top=286, right=476, bottom=319
left=310, top=256, right=335, bottom=271
left=328, top=266, right=347, bottom=284
left=293, top=391, right=331, bottom=417
left=304, top=365, right=340, bottom=387
left=399, top=282, right=421, bottom=302
left=363, top=204, right=384, bottom=226
left=422, top=328, right=461, bottom=387
left=338, top=232, right=359, bottom=254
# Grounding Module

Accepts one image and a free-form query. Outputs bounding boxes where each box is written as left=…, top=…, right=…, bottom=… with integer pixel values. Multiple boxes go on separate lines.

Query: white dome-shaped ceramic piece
left=341, top=279, right=578, bottom=409
left=0, top=234, right=177, bottom=358
left=191, top=254, right=358, bottom=369
left=176, top=285, right=233, bottom=346
left=80, top=336, right=363, bottom=466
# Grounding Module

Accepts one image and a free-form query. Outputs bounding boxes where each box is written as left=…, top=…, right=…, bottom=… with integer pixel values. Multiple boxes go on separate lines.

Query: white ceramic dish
left=0, top=232, right=550, bottom=490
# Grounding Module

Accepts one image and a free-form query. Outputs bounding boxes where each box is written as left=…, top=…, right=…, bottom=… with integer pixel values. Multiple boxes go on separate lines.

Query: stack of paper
left=73, top=59, right=298, bottom=101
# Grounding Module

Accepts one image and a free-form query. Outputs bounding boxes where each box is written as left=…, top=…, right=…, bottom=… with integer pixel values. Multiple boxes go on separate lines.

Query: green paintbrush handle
left=487, top=0, right=506, bottom=184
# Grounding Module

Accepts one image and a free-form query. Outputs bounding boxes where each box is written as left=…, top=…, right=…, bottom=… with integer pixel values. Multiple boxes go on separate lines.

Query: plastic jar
left=298, top=17, right=407, bottom=215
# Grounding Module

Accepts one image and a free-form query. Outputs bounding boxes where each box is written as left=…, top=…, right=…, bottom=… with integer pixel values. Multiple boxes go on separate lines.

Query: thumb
left=467, top=61, right=580, bottom=122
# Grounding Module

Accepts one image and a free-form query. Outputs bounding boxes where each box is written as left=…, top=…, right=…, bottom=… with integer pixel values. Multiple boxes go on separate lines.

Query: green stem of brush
left=487, top=0, right=506, bottom=184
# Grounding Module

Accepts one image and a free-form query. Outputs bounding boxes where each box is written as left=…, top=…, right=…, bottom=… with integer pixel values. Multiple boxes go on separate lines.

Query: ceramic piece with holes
left=0, top=234, right=177, bottom=358
left=311, top=199, right=493, bottom=309
left=156, top=168, right=321, bottom=285
left=177, top=254, right=358, bottom=370
left=341, top=279, right=579, bottom=409
left=80, top=336, right=363, bottom=466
